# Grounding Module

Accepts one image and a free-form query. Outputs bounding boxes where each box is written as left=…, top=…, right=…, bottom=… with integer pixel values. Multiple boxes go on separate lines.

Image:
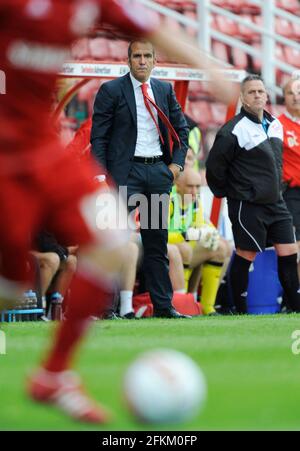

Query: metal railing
left=138, top=0, right=300, bottom=99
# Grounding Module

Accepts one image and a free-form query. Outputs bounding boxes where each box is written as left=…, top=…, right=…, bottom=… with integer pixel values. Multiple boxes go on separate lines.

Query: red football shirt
left=279, top=112, right=300, bottom=187
left=0, top=0, right=158, bottom=173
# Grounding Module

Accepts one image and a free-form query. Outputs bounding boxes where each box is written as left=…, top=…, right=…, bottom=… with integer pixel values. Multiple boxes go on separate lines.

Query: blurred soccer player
left=0, top=0, right=238, bottom=424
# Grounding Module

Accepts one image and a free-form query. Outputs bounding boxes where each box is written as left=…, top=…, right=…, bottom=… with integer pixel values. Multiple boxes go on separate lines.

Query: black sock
left=215, top=274, right=234, bottom=313
left=277, top=254, right=300, bottom=312
left=229, top=254, right=252, bottom=314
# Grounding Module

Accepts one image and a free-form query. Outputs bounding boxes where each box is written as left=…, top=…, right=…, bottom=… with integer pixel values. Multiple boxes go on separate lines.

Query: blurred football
left=123, top=349, right=207, bottom=424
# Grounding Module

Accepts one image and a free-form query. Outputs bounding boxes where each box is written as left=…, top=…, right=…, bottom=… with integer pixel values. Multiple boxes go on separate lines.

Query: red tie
left=141, top=83, right=181, bottom=148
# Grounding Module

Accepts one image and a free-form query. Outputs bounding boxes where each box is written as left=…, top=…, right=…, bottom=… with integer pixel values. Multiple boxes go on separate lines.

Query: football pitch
left=1, top=314, right=300, bottom=431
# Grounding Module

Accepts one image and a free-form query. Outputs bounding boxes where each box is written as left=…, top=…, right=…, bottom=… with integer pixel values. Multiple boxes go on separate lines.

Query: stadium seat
left=238, top=1, right=260, bottom=14
left=237, top=15, right=260, bottom=42
left=188, top=100, right=213, bottom=129
left=225, top=0, right=250, bottom=13
left=177, top=0, right=195, bottom=12
left=276, top=0, right=300, bottom=14
left=211, top=0, right=228, bottom=8
left=212, top=40, right=230, bottom=64
left=214, top=15, right=239, bottom=37
left=252, top=44, right=283, bottom=72
left=231, top=46, right=249, bottom=69
left=156, top=0, right=184, bottom=11
left=71, top=38, right=91, bottom=60
left=108, top=40, right=128, bottom=61
left=252, top=14, right=263, bottom=40
left=284, top=46, right=300, bottom=68
left=275, top=17, right=294, bottom=39
left=188, top=81, right=211, bottom=100
left=293, top=21, right=300, bottom=41
left=275, top=44, right=284, bottom=60
left=88, top=37, right=110, bottom=60
left=188, top=81, right=202, bottom=98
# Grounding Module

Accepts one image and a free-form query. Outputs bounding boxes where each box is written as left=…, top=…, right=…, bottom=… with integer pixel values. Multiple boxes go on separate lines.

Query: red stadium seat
left=275, top=17, right=294, bottom=38
left=225, top=0, right=248, bottom=13
left=108, top=40, right=128, bottom=61
left=252, top=44, right=283, bottom=72
left=231, top=47, right=249, bottom=69
left=275, top=44, right=284, bottom=60
left=284, top=46, right=300, bottom=68
left=253, top=14, right=263, bottom=40
left=238, top=15, right=260, bottom=42
left=188, top=81, right=211, bottom=100
left=224, top=0, right=260, bottom=14
left=276, top=0, right=300, bottom=14
left=177, top=0, right=196, bottom=12
left=212, top=41, right=230, bottom=64
left=211, top=0, right=228, bottom=7
left=156, top=0, right=185, bottom=11
left=188, top=100, right=213, bottom=129
left=214, top=15, right=239, bottom=36
left=88, top=37, right=110, bottom=60
left=71, top=38, right=91, bottom=60
left=293, top=21, right=300, bottom=41
left=188, top=81, right=203, bottom=98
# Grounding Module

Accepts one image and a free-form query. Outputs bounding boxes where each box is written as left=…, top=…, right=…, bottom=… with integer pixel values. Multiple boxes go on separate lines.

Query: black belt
left=133, top=156, right=163, bottom=164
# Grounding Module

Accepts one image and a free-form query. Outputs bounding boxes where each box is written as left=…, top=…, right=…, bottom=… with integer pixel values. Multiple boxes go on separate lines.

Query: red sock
left=43, top=272, right=113, bottom=372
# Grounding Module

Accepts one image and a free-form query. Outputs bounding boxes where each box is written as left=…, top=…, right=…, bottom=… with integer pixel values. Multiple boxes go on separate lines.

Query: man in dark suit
left=91, top=40, right=190, bottom=318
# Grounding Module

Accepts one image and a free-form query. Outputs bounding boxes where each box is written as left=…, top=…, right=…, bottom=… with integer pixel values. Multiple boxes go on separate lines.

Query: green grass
left=1, top=315, right=300, bottom=431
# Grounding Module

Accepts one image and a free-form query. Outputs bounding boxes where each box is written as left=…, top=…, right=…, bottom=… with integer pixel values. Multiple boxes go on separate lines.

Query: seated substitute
left=32, top=231, right=78, bottom=319
left=168, top=167, right=232, bottom=315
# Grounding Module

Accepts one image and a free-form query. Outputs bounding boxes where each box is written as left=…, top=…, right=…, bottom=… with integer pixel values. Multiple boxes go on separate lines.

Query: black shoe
left=121, top=311, right=136, bottom=319
left=153, top=307, right=192, bottom=319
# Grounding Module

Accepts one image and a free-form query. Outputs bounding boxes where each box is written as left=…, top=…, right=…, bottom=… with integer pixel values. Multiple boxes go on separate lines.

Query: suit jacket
left=91, top=72, right=189, bottom=186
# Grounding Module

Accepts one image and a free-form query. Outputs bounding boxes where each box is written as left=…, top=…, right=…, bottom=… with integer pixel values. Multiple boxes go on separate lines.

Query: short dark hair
left=127, top=40, right=155, bottom=59
left=241, top=74, right=265, bottom=91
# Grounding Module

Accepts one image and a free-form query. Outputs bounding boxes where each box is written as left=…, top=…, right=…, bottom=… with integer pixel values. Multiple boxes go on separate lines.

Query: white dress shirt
left=130, top=73, right=163, bottom=157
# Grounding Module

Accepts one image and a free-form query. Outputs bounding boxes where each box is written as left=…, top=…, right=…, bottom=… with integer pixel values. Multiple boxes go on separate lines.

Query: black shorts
left=283, top=187, right=300, bottom=241
left=227, top=198, right=295, bottom=252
